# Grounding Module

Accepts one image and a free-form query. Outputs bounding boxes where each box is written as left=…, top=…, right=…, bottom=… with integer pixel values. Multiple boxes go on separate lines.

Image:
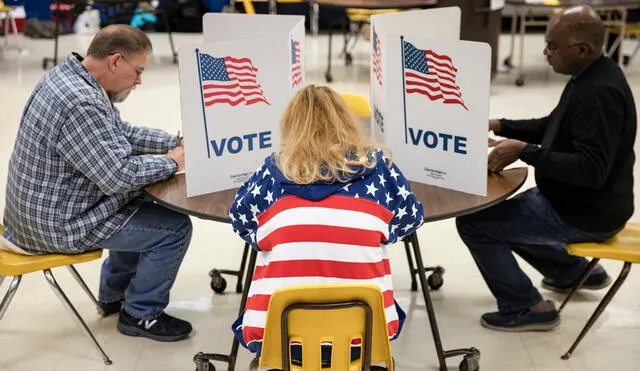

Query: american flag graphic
left=290, top=39, right=302, bottom=88
left=372, top=26, right=382, bottom=86
left=374, top=104, right=384, bottom=133
left=229, top=153, right=423, bottom=354
left=198, top=52, right=269, bottom=107
left=403, top=40, right=467, bottom=110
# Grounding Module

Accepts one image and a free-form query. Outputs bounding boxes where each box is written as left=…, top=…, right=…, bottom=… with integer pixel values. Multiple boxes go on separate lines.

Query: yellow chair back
left=242, top=0, right=256, bottom=14
left=339, top=93, right=371, bottom=118
left=259, top=284, right=394, bottom=371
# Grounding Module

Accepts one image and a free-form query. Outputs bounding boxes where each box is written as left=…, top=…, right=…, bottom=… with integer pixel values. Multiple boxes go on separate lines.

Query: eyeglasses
left=118, top=54, right=144, bottom=76
left=544, top=41, right=587, bottom=53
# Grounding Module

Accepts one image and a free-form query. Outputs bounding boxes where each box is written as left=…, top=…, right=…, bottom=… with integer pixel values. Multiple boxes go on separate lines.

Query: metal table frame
left=504, top=1, right=640, bottom=86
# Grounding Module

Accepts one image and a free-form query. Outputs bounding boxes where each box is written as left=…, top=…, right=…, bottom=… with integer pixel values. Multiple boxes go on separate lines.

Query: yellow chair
left=0, top=224, right=111, bottom=365
left=557, top=222, right=640, bottom=360
left=258, top=284, right=394, bottom=371
left=340, top=93, right=371, bottom=118
left=241, top=0, right=304, bottom=15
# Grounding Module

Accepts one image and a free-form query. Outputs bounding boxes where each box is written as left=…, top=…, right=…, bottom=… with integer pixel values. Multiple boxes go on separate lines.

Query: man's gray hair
left=87, top=24, right=153, bottom=59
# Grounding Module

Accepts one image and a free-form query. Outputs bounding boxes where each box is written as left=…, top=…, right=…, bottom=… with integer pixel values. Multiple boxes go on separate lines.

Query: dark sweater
left=500, top=56, right=636, bottom=233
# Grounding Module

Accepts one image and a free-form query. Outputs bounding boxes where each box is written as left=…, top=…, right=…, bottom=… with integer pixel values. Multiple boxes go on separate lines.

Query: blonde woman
left=229, top=85, right=424, bottom=364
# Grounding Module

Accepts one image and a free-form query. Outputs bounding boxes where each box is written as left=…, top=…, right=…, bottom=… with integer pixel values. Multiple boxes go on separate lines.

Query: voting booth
left=371, top=8, right=491, bottom=196
left=178, top=7, right=490, bottom=198
left=179, top=14, right=305, bottom=196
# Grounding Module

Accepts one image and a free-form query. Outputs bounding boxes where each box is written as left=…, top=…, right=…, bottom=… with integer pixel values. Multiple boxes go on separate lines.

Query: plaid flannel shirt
left=2, top=53, right=179, bottom=254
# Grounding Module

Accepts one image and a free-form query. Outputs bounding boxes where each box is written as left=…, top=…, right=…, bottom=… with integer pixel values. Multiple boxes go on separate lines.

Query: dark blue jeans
left=97, top=200, right=192, bottom=320
left=456, top=188, right=618, bottom=314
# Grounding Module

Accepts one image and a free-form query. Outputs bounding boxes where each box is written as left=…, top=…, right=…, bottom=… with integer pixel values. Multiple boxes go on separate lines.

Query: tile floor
left=1, top=24, right=640, bottom=371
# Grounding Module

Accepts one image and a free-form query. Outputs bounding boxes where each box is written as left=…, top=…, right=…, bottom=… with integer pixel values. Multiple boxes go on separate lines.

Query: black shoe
left=117, top=310, right=193, bottom=342
left=541, top=269, right=612, bottom=293
left=249, top=357, right=259, bottom=370
left=98, top=300, right=123, bottom=317
left=480, top=300, right=560, bottom=332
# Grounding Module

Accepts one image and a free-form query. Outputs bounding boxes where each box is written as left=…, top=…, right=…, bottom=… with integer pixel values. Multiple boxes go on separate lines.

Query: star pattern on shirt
left=229, top=154, right=424, bottom=250
left=251, top=185, right=262, bottom=197
left=396, top=185, right=411, bottom=201
left=389, top=167, right=400, bottom=180
left=365, top=182, right=379, bottom=196
left=378, top=173, right=387, bottom=187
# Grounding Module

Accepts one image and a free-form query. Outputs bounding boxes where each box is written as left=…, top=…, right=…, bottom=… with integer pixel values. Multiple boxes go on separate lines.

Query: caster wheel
left=410, top=280, right=418, bottom=291
left=195, top=361, right=216, bottom=371
left=503, top=56, right=512, bottom=68
left=345, top=53, right=353, bottom=66
left=210, top=271, right=227, bottom=294
left=427, top=273, right=444, bottom=290
left=515, top=77, right=524, bottom=87
left=459, top=352, right=480, bottom=371
left=325, top=72, right=333, bottom=83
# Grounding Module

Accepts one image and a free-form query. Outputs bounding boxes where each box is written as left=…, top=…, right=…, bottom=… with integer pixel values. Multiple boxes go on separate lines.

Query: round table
left=145, top=167, right=527, bottom=223
left=145, top=167, right=528, bottom=371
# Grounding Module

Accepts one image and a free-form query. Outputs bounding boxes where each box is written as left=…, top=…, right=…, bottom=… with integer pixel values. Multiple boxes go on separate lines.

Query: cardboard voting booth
left=179, top=14, right=305, bottom=197
left=371, top=8, right=491, bottom=196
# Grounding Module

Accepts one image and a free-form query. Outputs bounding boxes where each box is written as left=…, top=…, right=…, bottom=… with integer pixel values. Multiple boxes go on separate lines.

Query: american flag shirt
left=2, top=53, right=179, bottom=254
left=229, top=150, right=424, bottom=355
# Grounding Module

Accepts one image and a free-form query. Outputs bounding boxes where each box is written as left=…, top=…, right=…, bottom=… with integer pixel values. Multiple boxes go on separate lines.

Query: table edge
left=423, top=167, right=528, bottom=222
left=144, top=167, right=528, bottom=224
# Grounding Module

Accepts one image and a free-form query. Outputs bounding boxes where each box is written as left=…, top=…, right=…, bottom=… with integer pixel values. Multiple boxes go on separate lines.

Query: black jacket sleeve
left=519, top=89, right=624, bottom=189
left=498, top=115, right=551, bottom=144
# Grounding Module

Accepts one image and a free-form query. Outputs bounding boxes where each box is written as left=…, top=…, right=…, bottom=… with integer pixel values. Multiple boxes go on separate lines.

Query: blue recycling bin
left=204, top=0, right=229, bottom=12
left=23, top=0, right=53, bottom=21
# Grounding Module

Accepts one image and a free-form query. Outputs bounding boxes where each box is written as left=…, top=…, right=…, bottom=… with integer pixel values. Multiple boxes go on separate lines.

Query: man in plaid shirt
left=2, top=25, right=192, bottom=342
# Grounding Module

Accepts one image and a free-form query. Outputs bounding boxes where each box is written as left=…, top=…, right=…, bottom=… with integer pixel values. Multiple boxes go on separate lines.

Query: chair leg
left=43, top=269, right=112, bottom=365
left=561, top=262, right=632, bottom=360
left=0, top=276, right=21, bottom=322
left=67, top=265, right=103, bottom=315
left=558, top=258, right=600, bottom=313
left=0, top=275, right=5, bottom=288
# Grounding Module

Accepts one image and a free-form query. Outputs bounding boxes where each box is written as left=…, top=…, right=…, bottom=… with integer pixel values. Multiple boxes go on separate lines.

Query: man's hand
left=488, top=139, right=527, bottom=173
left=489, top=119, right=501, bottom=134
left=167, top=146, right=185, bottom=172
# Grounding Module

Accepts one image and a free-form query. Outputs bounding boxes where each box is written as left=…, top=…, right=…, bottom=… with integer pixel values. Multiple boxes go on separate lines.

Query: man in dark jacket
left=456, top=5, right=636, bottom=332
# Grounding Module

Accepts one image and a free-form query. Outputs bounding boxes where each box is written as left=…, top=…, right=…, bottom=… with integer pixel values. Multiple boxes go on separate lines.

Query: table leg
left=310, top=1, right=319, bottom=36
left=618, top=8, right=627, bottom=67
left=407, top=232, right=480, bottom=371
left=516, top=9, right=526, bottom=86
left=159, top=9, right=178, bottom=64
left=325, top=20, right=334, bottom=82
left=505, top=11, right=517, bottom=69
left=403, top=238, right=418, bottom=292
left=194, top=247, right=257, bottom=371
left=42, top=0, right=62, bottom=70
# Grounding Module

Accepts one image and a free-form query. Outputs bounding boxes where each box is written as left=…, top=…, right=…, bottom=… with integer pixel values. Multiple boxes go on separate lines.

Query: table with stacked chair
left=42, top=0, right=179, bottom=70
left=504, top=0, right=640, bottom=86
left=309, top=0, right=437, bottom=83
